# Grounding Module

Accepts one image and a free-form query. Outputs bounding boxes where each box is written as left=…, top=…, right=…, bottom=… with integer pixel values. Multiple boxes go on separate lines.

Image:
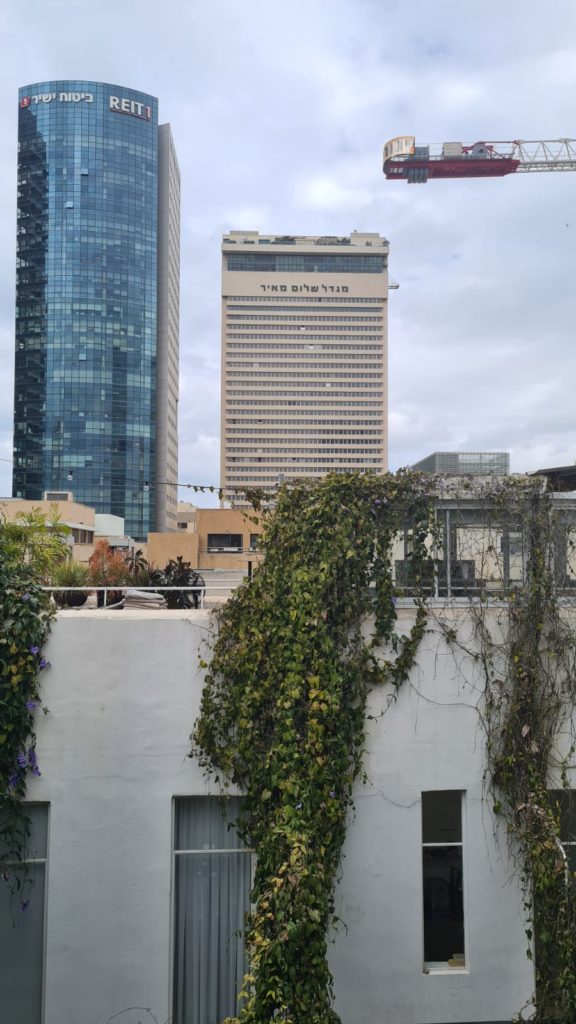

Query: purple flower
left=17, top=751, right=28, bottom=769
left=31, top=766, right=41, bottom=777
left=20, top=899, right=30, bottom=912
left=1, top=871, right=11, bottom=883
left=26, top=700, right=38, bottom=711
left=28, top=748, right=38, bottom=771
left=8, top=772, right=21, bottom=790
left=29, top=645, right=40, bottom=655
left=38, top=658, right=50, bottom=671
left=21, top=593, right=31, bottom=602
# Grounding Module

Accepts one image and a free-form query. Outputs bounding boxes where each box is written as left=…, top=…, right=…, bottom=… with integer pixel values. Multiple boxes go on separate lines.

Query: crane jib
left=384, top=156, right=520, bottom=183
left=382, top=138, right=576, bottom=183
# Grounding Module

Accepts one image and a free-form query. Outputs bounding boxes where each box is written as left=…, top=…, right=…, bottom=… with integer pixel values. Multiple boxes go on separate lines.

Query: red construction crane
left=383, top=136, right=576, bottom=183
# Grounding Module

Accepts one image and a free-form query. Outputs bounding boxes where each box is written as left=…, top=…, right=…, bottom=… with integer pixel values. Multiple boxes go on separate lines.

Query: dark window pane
left=0, top=802, right=48, bottom=860
left=423, top=846, right=464, bottom=963
left=207, top=534, right=243, bottom=551
left=0, top=804, right=48, bottom=1022
left=0, top=803, right=48, bottom=861
left=422, top=791, right=462, bottom=844
left=226, top=253, right=386, bottom=274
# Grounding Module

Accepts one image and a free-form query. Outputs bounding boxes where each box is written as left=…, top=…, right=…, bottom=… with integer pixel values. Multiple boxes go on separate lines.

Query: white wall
left=329, top=609, right=532, bottom=1023
left=27, top=608, right=533, bottom=1024
left=31, top=611, right=209, bottom=1024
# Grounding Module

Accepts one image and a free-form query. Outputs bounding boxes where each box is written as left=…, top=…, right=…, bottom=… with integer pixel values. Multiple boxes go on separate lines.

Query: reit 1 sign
left=109, top=96, right=152, bottom=121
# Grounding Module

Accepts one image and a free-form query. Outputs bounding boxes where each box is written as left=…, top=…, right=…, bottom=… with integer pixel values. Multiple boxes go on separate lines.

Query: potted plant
left=150, top=556, right=204, bottom=609
left=88, top=540, right=130, bottom=606
left=52, top=560, right=90, bottom=607
left=124, top=548, right=151, bottom=587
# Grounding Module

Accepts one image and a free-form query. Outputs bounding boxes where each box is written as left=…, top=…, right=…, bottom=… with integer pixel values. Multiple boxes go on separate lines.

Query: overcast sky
left=1, top=0, right=576, bottom=504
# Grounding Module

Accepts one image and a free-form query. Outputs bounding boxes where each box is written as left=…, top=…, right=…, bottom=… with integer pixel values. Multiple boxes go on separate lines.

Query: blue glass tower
left=13, top=81, right=180, bottom=539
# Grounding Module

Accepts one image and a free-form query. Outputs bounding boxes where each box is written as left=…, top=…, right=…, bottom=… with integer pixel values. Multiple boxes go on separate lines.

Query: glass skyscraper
left=13, top=81, right=180, bottom=539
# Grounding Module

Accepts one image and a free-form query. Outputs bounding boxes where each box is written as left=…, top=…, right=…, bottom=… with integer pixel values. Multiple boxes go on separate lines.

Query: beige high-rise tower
left=220, top=231, right=389, bottom=500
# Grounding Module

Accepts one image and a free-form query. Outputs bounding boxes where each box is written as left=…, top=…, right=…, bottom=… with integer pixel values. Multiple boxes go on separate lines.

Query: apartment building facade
left=221, top=231, right=389, bottom=500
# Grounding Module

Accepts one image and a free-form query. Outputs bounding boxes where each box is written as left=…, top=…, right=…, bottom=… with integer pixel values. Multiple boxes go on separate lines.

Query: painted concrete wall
left=146, top=530, right=199, bottom=568
left=27, top=608, right=533, bottom=1024
left=330, top=608, right=532, bottom=1024
left=30, top=611, right=209, bottom=1024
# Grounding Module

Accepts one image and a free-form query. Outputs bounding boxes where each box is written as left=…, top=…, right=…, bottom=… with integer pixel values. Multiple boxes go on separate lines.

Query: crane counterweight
left=383, top=136, right=576, bottom=183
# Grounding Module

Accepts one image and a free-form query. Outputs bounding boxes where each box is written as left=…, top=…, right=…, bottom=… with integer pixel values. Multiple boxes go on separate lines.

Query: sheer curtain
left=173, top=797, right=252, bottom=1024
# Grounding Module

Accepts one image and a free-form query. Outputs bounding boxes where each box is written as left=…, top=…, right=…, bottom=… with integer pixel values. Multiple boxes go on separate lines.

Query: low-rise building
left=149, top=503, right=264, bottom=571
left=0, top=493, right=96, bottom=562
left=0, top=604, right=537, bottom=1024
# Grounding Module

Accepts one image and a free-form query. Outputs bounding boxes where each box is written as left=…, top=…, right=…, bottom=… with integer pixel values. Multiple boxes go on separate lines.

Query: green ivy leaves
left=0, top=558, right=54, bottom=908
left=442, top=482, right=576, bottom=1023
left=193, top=471, right=433, bottom=1024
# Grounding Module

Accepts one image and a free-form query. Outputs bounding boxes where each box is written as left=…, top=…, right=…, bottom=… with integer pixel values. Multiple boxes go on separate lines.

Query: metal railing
left=41, top=585, right=226, bottom=610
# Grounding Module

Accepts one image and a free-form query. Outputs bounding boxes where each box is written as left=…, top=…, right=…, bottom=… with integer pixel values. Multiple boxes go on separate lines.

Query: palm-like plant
left=150, top=556, right=204, bottom=608
left=124, top=548, right=150, bottom=585
left=52, top=560, right=90, bottom=607
left=0, top=506, right=71, bottom=583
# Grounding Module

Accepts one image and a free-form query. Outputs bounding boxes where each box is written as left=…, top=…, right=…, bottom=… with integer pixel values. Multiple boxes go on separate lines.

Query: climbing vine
left=193, top=472, right=435, bottom=1024
left=0, top=532, right=55, bottom=907
left=446, top=480, right=576, bottom=1022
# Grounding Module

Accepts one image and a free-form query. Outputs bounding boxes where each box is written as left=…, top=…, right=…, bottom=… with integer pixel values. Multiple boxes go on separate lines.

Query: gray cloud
left=1, top=0, right=576, bottom=502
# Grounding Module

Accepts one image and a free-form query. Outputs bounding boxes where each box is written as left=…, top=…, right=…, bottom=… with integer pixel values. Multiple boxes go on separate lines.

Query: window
left=549, top=790, right=576, bottom=871
left=207, top=533, right=243, bottom=552
left=172, top=797, right=252, bottom=1024
left=422, top=791, right=465, bottom=969
left=0, top=803, right=49, bottom=1022
left=249, top=534, right=260, bottom=552
left=226, top=253, right=386, bottom=273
